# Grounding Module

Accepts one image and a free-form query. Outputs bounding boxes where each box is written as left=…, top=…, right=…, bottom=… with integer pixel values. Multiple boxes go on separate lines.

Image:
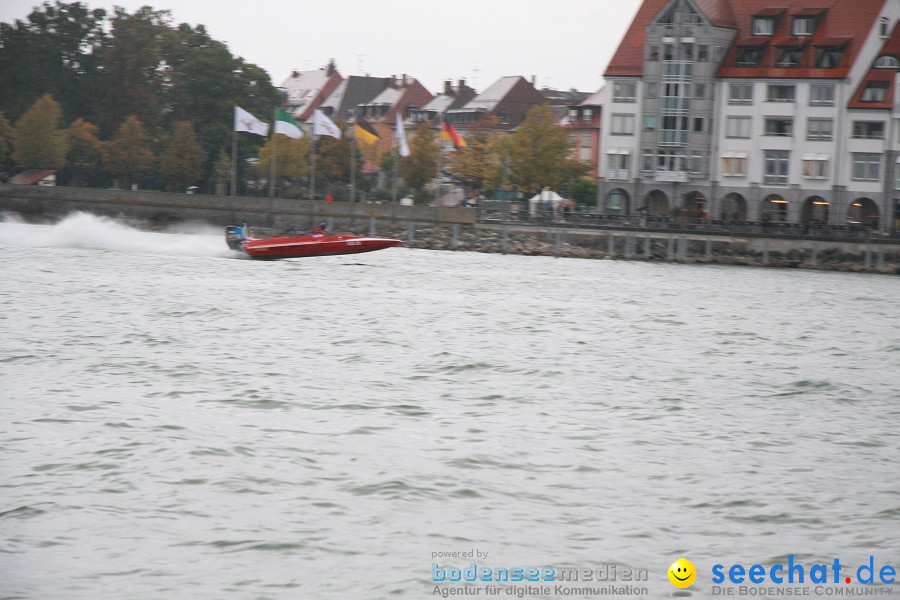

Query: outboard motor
left=225, top=225, right=247, bottom=251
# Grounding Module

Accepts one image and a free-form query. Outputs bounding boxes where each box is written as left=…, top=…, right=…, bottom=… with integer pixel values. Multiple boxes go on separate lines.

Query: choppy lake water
left=1, top=213, right=898, bottom=599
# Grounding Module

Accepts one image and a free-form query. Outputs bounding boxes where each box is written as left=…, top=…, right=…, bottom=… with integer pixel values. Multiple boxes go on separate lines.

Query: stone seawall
left=1, top=184, right=897, bottom=274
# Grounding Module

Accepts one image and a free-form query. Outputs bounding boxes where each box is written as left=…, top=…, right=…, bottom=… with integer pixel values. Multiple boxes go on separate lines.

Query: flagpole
left=309, top=134, right=317, bottom=200
left=269, top=108, right=277, bottom=199
left=350, top=129, right=356, bottom=203
left=392, top=144, right=399, bottom=203
left=231, top=130, right=237, bottom=196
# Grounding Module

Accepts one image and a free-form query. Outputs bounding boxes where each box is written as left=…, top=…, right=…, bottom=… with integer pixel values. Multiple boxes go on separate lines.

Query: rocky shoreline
left=263, top=224, right=900, bottom=274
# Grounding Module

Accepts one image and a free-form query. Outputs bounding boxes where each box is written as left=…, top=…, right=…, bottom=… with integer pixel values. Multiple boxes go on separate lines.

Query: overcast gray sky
left=0, top=0, right=643, bottom=94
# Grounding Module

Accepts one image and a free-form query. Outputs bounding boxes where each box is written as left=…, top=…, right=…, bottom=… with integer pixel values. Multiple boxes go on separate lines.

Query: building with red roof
left=599, top=0, right=900, bottom=229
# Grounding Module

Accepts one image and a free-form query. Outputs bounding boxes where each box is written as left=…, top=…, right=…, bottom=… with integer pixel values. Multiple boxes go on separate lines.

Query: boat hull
left=240, top=234, right=404, bottom=260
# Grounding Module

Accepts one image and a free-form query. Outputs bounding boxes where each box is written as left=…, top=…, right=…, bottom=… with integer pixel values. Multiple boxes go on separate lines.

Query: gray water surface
left=1, top=215, right=898, bottom=599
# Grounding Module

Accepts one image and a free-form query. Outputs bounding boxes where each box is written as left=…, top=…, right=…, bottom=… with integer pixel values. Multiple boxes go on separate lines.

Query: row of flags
left=234, top=106, right=463, bottom=154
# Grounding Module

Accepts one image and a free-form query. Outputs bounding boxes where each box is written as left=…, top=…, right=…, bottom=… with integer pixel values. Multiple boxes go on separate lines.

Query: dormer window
left=792, top=17, right=815, bottom=36
left=875, top=56, right=900, bottom=69
left=753, top=17, right=775, bottom=35
left=777, top=47, right=804, bottom=67
left=816, top=47, right=844, bottom=68
left=880, top=17, right=889, bottom=38
left=861, top=82, right=888, bottom=103
left=737, top=47, right=764, bottom=67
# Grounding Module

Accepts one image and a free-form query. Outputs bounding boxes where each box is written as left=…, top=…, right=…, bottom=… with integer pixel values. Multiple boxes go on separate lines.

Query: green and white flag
left=274, top=108, right=302, bottom=139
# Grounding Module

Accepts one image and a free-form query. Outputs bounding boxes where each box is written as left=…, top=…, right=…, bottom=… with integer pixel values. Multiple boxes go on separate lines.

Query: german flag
left=441, top=120, right=467, bottom=148
left=354, top=118, right=380, bottom=145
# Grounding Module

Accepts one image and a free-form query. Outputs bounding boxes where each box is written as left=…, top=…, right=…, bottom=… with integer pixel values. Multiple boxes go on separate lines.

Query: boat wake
left=0, top=212, right=237, bottom=258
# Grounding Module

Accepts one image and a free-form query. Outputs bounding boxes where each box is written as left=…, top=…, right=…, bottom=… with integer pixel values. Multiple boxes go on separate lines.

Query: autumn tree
left=159, top=121, right=207, bottom=192
left=65, top=118, right=104, bottom=186
left=446, top=115, right=503, bottom=191
left=103, top=115, right=154, bottom=189
left=499, top=104, right=586, bottom=195
left=316, top=124, right=353, bottom=186
left=399, top=123, right=438, bottom=199
left=257, top=135, right=311, bottom=196
left=13, top=94, right=68, bottom=169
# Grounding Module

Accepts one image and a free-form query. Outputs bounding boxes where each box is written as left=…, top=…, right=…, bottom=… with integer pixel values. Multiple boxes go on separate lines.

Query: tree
left=500, top=105, right=585, bottom=194
left=65, top=117, right=104, bottom=186
left=0, top=2, right=107, bottom=124
left=446, top=115, right=503, bottom=191
left=103, top=115, right=154, bottom=189
left=159, top=121, right=207, bottom=192
left=316, top=124, right=353, bottom=185
left=399, top=123, right=438, bottom=198
left=257, top=135, right=311, bottom=195
left=0, top=112, right=14, bottom=170
left=13, top=94, right=68, bottom=169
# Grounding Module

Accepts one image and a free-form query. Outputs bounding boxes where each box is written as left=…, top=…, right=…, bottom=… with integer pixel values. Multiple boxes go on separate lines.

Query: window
left=807, top=118, right=833, bottom=141
left=852, top=153, right=881, bottom=181
left=582, top=108, right=593, bottom=120
left=729, top=83, right=753, bottom=104
left=753, top=17, right=774, bottom=35
left=764, top=151, right=790, bottom=185
left=737, top=47, right=764, bottom=67
left=816, top=48, right=844, bottom=68
left=695, top=83, right=707, bottom=98
left=663, top=44, right=675, bottom=61
left=579, top=135, right=592, bottom=162
left=693, top=118, right=704, bottom=133
left=607, top=152, right=631, bottom=172
left=875, top=56, right=900, bottom=69
left=689, top=152, right=705, bottom=174
left=611, top=114, right=635, bottom=135
left=568, top=108, right=579, bottom=119
left=861, top=83, right=888, bottom=102
left=764, top=117, right=793, bottom=136
left=792, top=17, right=815, bottom=36
left=726, top=116, right=752, bottom=138
left=767, top=84, right=796, bottom=102
left=714, top=46, right=724, bottom=61
left=642, top=150, right=654, bottom=171
left=646, top=82, right=658, bottom=98
left=613, top=81, right=637, bottom=102
left=649, top=45, right=659, bottom=61
left=682, top=43, right=694, bottom=61
left=657, top=150, right=687, bottom=172
left=644, top=115, right=657, bottom=131
left=802, top=157, right=829, bottom=178
left=721, top=154, right=748, bottom=176
left=852, top=121, right=885, bottom=139
left=809, top=84, right=835, bottom=106
left=776, top=47, right=803, bottom=67
left=880, top=17, right=890, bottom=38
left=698, top=45, right=709, bottom=62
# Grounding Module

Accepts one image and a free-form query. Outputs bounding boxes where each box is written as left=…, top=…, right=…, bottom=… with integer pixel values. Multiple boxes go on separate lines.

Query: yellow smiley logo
left=668, top=558, right=697, bottom=588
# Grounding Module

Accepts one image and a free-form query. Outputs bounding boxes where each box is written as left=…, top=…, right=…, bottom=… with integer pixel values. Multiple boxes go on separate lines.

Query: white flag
left=234, top=106, right=269, bottom=137
left=311, top=109, right=341, bottom=139
left=396, top=112, right=410, bottom=157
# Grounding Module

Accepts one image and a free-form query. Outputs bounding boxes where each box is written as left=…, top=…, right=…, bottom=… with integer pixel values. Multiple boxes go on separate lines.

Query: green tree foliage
left=567, top=177, right=598, bottom=206
left=0, top=112, right=14, bottom=168
left=400, top=123, right=437, bottom=197
left=258, top=135, right=311, bottom=192
left=316, top=126, right=353, bottom=185
left=103, top=115, right=154, bottom=188
left=13, top=94, right=68, bottom=169
left=65, top=117, right=104, bottom=186
left=0, top=2, right=107, bottom=123
left=446, top=115, right=503, bottom=191
left=159, top=121, right=207, bottom=191
left=500, top=105, right=586, bottom=195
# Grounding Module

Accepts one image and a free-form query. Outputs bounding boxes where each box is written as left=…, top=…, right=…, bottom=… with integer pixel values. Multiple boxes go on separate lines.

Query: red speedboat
left=226, top=225, right=403, bottom=260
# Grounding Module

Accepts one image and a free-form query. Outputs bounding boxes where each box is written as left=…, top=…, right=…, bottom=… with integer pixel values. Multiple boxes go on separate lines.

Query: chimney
left=531, top=75, right=536, bottom=86
left=402, top=73, right=407, bottom=85
left=292, top=70, right=299, bottom=78
left=458, top=78, right=465, bottom=89
left=444, top=80, right=452, bottom=95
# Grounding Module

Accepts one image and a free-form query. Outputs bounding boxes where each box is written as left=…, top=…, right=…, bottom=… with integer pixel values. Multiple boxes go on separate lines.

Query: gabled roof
left=717, top=1, right=886, bottom=79
left=579, top=86, right=605, bottom=107
left=280, top=68, right=343, bottom=120
left=849, top=20, right=900, bottom=110
left=465, top=76, right=523, bottom=111
left=318, top=75, right=392, bottom=121
left=605, top=0, right=888, bottom=79
left=9, top=169, right=56, bottom=185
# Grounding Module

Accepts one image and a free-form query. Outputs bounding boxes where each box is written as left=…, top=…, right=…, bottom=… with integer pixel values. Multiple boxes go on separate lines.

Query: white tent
left=528, top=188, right=567, bottom=216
